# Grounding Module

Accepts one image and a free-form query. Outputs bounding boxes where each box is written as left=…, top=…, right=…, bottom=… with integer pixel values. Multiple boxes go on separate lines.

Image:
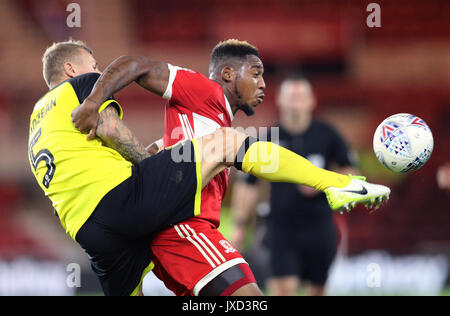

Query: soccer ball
left=373, top=113, right=433, bottom=173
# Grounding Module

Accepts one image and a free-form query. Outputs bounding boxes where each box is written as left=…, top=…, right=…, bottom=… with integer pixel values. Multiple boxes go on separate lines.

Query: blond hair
left=211, top=39, right=258, bottom=61
left=42, top=39, right=92, bottom=87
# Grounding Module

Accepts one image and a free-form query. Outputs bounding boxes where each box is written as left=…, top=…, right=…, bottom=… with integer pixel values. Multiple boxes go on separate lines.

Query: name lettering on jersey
left=30, top=98, right=56, bottom=134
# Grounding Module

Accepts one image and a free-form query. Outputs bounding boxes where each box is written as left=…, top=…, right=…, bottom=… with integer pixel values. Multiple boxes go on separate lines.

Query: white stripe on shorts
left=198, top=232, right=226, bottom=263
left=184, top=225, right=222, bottom=266
left=174, top=225, right=217, bottom=268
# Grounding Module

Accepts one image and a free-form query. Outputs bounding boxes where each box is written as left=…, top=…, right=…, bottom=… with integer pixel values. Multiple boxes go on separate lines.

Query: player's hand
left=146, top=143, right=159, bottom=156
left=146, top=142, right=161, bottom=156
left=71, top=99, right=100, bottom=140
left=146, top=139, right=164, bottom=156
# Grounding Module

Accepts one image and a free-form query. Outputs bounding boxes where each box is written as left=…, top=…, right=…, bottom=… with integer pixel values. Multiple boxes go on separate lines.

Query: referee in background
left=231, top=74, right=357, bottom=296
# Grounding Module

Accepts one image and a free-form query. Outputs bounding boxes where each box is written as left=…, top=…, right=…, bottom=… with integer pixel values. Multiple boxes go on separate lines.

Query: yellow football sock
left=238, top=140, right=350, bottom=191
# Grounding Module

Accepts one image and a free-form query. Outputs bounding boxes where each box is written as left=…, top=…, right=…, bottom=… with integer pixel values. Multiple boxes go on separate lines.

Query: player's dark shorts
left=76, top=139, right=202, bottom=296
left=267, top=220, right=337, bottom=286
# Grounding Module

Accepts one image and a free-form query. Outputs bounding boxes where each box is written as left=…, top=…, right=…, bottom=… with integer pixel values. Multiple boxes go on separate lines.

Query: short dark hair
left=210, top=39, right=258, bottom=72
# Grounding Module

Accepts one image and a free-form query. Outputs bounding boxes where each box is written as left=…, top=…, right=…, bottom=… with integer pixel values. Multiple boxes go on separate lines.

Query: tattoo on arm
left=96, top=106, right=150, bottom=165
left=136, top=63, right=166, bottom=89
left=88, top=56, right=169, bottom=109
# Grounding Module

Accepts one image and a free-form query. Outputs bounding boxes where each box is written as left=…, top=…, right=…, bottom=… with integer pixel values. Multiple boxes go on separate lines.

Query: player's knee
left=216, top=127, right=245, bottom=142
left=215, top=127, right=248, bottom=167
left=199, top=127, right=249, bottom=167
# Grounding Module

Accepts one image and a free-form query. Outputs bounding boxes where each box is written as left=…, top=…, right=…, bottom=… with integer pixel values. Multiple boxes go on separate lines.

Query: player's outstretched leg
left=195, top=127, right=390, bottom=212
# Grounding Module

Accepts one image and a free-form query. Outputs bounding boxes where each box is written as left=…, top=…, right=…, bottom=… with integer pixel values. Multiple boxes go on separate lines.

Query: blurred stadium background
left=0, top=0, right=449, bottom=295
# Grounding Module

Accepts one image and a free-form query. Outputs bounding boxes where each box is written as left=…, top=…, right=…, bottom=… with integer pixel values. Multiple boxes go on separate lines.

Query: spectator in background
left=231, top=74, right=358, bottom=296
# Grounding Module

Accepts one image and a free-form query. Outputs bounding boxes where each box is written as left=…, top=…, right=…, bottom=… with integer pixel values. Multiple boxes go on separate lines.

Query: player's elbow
left=113, top=55, right=140, bottom=73
left=113, top=55, right=155, bottom=78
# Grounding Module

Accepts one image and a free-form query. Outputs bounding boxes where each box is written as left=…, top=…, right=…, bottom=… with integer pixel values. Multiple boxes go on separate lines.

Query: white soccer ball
left=373, top=113, right=433, bottom=173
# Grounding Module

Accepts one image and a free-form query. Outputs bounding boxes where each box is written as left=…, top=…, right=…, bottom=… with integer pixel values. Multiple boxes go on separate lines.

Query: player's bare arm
left=96, top=105, right=150, bottom=165
left=71, top=56, right=169, bottom=139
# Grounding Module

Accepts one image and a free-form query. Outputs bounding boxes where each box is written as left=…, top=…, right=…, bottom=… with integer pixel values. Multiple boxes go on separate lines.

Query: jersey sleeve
left=69, top=73, right=123, bottom=118
left=162, top=64, right=218, bottom=112
left=98, top=99, right=124, bottom=119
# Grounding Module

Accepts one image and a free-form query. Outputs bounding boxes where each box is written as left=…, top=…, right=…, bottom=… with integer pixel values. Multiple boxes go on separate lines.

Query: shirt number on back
left=29, top=128, right=55, bottom=188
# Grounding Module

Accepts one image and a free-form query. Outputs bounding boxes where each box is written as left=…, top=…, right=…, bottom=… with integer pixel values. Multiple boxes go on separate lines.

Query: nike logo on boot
left=341, top=186, right=368, bottom=195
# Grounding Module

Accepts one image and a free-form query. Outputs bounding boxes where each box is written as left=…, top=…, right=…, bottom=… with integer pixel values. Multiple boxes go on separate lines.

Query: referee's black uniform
left=244, top=120, right=354, bottom=286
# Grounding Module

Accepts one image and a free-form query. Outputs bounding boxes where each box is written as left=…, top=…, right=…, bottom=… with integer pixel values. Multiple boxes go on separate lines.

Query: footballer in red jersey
left=150, top=40, right=265, bottom=296
left=162, top=64, right=233, bottom=228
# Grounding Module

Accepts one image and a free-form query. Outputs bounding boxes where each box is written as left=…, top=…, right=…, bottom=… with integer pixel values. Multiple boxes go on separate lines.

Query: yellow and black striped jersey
left=28, top=73, right=132, bottom=240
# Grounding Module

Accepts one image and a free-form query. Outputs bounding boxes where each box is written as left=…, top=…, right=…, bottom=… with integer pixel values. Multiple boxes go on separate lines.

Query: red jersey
left=162, top=64, right=234, bottom=228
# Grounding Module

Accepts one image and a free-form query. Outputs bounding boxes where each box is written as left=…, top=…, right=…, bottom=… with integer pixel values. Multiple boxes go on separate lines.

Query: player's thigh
left=199, top=261, right=262, bottom=296
left=229, top=283, right=263, bottom=296
left=128, top=141, right=200, bottom=233
left=151, top=222, right=258, bottom=296
left=196, top=127, right=248, bottom=188
left=76, top=218, right=153, bottom=296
